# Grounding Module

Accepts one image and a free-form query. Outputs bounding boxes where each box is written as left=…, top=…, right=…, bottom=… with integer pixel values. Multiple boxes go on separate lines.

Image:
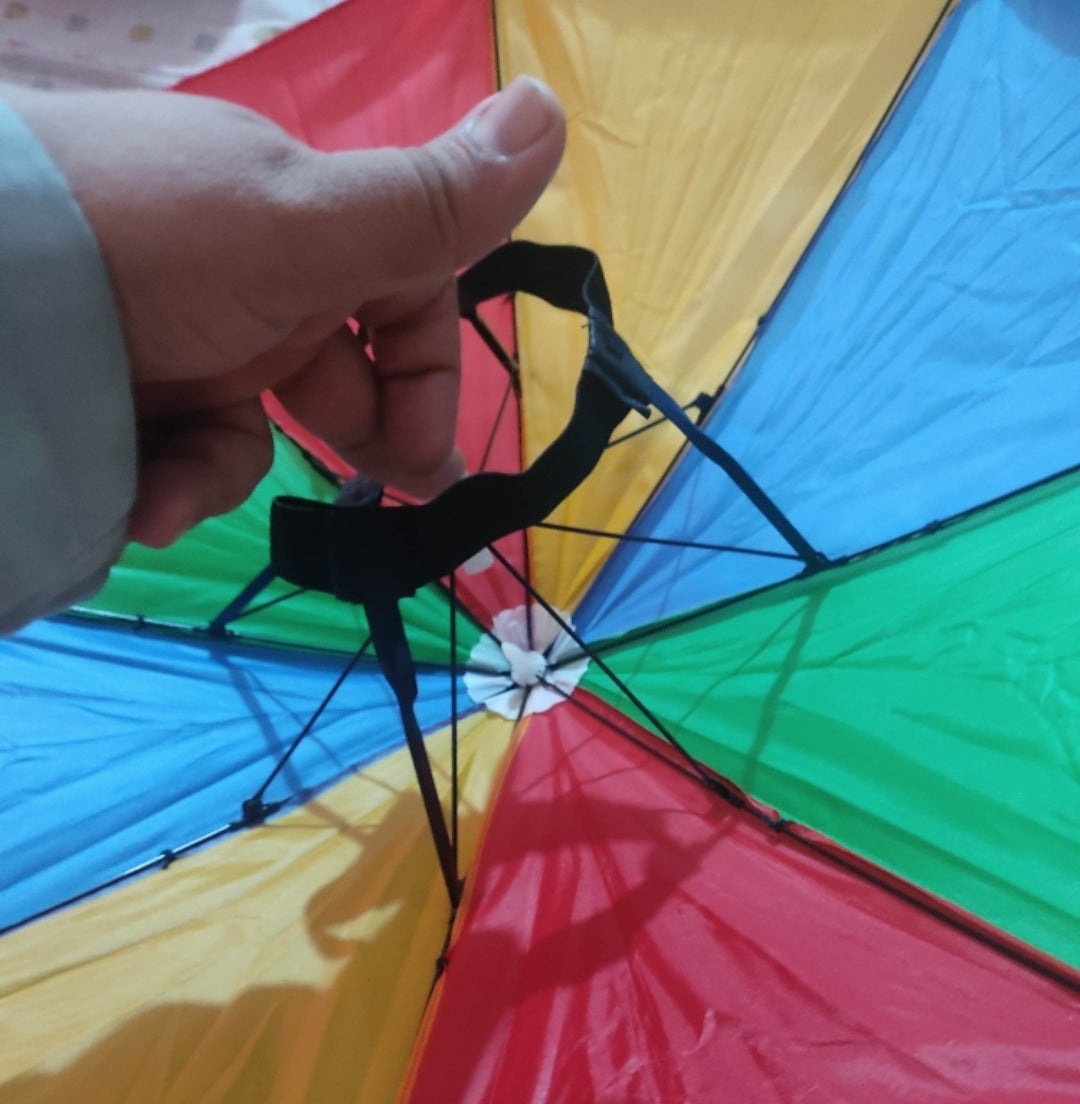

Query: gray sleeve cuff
left=0, top=99, right=135, bottom=635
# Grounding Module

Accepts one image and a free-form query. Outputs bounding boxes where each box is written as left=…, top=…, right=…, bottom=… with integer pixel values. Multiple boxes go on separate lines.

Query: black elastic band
left=271, top=367, right=636, bottom=603
left=272, top=242, right=821, bottom=604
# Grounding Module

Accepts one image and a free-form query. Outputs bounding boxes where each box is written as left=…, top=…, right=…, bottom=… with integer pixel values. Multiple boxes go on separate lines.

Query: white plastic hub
left=464, top=604, right=589, bottom=718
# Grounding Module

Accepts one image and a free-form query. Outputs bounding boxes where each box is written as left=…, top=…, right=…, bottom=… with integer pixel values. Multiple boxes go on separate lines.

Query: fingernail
left=463, top=76, right=557, bottom=159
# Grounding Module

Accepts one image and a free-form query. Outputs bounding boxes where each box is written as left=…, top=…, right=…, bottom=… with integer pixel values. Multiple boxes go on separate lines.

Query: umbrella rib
left=571, top=450, right=1080, bottom=665
left=538, top=676, right=705, bottom=786
left=0, top=822, right=238, bottom=938
left=207, top=565, right=279, bottom=634
left=533, top=520, right=803, bottom=561
left=477, top=377, right=516, bottom=474
left=463, top=303, right=521, bottom=387
left=605, top=395, right=712, bottom=449
left=539, top=691, right=1080, bottom=998
left=565, top=0, right=956, bottom=589
left=221, top=585, right=309, bottom=625
left=244, top=638, right=372, bottom=818
left=486, top=544, right=737, bottom=798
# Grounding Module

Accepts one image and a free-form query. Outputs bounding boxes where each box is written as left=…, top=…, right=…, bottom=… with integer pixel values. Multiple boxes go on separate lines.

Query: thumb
left=308, top=77, right=566, bottom=298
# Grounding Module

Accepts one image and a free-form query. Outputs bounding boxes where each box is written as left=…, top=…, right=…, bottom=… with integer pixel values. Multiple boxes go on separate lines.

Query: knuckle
left=260, top=141, right=321, bottom=214
left=408, top=147, right=463, bottom=265
left=332, top=429, right=376, bottom=463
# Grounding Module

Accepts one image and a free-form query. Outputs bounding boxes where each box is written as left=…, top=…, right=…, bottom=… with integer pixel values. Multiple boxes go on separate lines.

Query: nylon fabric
left=0, top=714, right=519, bottom=1104
left=582, top=0, right=1080, bottom=638
left=496, top=0, right=953, bottom=610
left=178, top=0, right=530, bottom=628
left=585, top=468, right=1080, bottom=969
left=8, top=5, right=1080, bottom=1104
left=0, top=617, right=462, bottom=931
left=405, top=697, right=1080, bottom=1103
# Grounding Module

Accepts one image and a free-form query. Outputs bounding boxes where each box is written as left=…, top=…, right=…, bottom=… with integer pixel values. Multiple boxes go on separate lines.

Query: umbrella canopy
left=4, top=1, right=1080, bottom=1101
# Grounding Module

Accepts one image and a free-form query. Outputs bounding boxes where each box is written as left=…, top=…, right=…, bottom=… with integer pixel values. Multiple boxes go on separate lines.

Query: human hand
left=2, top=77, right=565, bottom=547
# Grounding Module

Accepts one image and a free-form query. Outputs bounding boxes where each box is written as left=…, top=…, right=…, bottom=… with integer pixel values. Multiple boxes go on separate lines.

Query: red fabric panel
left=177, top=0, right=494, bottom=154
left=176, top=0, right=525, bottom=622
left=406, top=693, right=1080, bottom=1103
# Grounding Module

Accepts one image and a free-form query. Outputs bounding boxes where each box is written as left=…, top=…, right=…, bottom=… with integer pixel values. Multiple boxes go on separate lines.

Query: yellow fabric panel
left=498, top=0, right=954, bottom=609
left=0, top=713, right=518, bottom=1104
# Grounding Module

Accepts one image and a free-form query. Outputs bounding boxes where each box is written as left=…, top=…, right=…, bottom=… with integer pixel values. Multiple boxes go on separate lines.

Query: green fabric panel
left=83, top=434, right=479, bottom=666
left=584, top=474, right=1080, bottom=969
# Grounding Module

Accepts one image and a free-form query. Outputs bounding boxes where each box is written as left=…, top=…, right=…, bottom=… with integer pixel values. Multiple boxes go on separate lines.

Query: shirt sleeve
left=0, top=98, right=135, bottom=635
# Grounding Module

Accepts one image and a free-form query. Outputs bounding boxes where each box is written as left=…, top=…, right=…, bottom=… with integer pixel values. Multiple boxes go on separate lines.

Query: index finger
left=361, top=277, right=464, bottom=493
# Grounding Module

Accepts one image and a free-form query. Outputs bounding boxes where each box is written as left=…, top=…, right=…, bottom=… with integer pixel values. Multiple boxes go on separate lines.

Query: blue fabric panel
left=581, top=0, right=1080, bottom=640
left=0, top=618, right=459, bottom=929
